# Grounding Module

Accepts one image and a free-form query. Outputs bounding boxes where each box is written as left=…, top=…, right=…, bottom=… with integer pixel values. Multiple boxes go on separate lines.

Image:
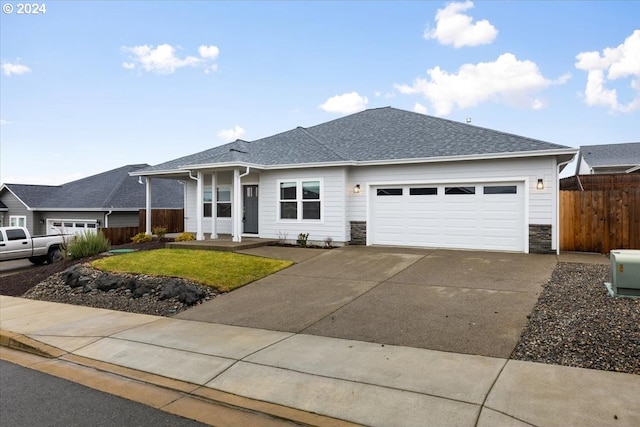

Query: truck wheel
left=29, top=256, right=47, bottom=265
left=47, top=248, right=63, bottom=264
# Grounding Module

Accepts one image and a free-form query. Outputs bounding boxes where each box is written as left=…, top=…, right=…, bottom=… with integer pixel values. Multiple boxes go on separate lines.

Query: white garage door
left=371, top=182, right=525, bottom=252
left=47, top=219, right=99, bottom=237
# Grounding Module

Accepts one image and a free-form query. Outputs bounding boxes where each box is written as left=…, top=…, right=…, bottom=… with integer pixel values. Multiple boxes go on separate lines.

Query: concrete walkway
left=1, top=295, right=638, bottom=427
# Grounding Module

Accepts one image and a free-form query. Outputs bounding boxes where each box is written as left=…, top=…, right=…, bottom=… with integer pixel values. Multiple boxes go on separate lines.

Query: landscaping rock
left=23, top=263, right=218, bottom=317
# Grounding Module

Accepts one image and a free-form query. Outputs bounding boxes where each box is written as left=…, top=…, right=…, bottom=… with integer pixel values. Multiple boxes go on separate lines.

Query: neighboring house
left=132, top=107, right=576, bottom=253
left=0, top=164, right=184, bottom=236
left=573, top=142, right=640, bottom=175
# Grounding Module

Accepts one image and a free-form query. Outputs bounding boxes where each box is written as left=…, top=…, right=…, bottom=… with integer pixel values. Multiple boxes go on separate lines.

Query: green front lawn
left=92, top=249, right=293, bottom=292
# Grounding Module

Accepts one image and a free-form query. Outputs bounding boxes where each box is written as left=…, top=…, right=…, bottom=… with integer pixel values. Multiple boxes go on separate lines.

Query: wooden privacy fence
left=101, top=227, right=140, bottom=245
left=139, top=209, right=184, bottom=233
left=100, top=209, right=184, bottom=245
left=560, top=189, right=640, bottom=253
left=560, top=174, right=640, bottom=191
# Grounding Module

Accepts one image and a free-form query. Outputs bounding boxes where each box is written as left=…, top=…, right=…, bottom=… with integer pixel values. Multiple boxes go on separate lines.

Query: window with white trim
left=9, top=215, right=26, bottom=227
left=203, top=186, right=232, bottom=218
left=216, top=186, right=231, bottom=218
left=278, top=179, right=322, bottom=221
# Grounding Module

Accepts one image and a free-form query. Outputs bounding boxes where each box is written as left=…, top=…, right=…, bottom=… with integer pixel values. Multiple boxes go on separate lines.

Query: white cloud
left=395, top=53, right=560, bottom=116
left=0, top=119, right=8, bottom=126
left=198, top=45, right=220, bottom=59
left=2, top=62, right=31, bottom=76
left=575, top=30, right=640, bottom=113
left=424, top=1, right=498, bottom=48
left=319, top=92, right=369, bottom=114
left=413, top=103, right=428, bottom=114
left=121, top=43, right=220, bottom=74
left=217, top=125, right=246, bottom=142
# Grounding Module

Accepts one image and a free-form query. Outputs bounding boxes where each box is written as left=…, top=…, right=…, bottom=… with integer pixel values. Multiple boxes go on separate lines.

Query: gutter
left=128, top=149, right=579, bottom=176
left=104, top=209, right=113, bottom=228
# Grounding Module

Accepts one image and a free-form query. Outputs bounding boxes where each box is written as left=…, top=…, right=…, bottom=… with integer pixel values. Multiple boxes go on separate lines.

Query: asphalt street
left=0, top=360, right=207, bottom=427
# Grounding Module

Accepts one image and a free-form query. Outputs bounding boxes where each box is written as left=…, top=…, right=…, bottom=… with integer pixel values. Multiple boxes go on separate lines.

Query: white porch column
left=196, top=171, right=204, bottom=241
left=210, top=172, right=218, bottom=239
left=232, top=168, right=241, bottom=242
left=145, top=177, right=152, bottom=235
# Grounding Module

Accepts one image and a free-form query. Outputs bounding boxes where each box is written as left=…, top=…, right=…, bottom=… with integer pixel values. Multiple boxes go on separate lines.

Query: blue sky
left=1, top=1, right=638, bottom=185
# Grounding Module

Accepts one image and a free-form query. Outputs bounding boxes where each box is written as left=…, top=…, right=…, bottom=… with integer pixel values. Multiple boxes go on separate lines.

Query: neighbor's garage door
left=371, top=182, right=525, bottom=252
left=47, top=219, right=98, bottom=237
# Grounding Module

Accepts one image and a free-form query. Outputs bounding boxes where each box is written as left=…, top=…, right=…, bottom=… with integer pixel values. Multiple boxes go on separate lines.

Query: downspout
left=104, top=209, right=113, bottom=229
left=556, top=159, right=573, bottom=255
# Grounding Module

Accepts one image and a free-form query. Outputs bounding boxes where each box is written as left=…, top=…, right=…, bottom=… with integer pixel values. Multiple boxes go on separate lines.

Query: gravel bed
left=512, top=262, right=640, bottom=375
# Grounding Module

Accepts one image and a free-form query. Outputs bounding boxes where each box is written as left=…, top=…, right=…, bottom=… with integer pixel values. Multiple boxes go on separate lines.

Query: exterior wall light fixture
left=536, top=179, right=544, bottom=190
left=354, top=184, right=361, bottom=194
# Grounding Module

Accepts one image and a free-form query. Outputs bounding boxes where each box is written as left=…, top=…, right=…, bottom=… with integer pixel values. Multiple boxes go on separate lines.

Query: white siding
left=259, top=167, right=347, bottom=244
left=181, top=157, right=559, bottom=249
left=347, top=157, right=558, bottom=249
left=184, top=171, right=260, bottom=236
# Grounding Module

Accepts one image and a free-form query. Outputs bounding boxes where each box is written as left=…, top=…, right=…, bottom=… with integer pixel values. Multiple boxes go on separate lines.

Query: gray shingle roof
left=580, top=142, right=640, bottom=168
left=3, top=165, right=183, bottom=210
left=138, top=107, right=571, bottom=173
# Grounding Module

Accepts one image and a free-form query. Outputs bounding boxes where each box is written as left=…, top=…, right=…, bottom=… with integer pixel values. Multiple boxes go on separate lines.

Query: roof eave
left=129, top=148, right=578, bottom=175
left=0, top=184, right=32, bottom=209
left=179, top=162, right=266, bottom=171
left=352, top=148, right=578, bottom=167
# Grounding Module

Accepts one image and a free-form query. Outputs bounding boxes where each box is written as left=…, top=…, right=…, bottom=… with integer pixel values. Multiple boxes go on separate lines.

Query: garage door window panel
left=409, top=187, right=437, bottom=195
left=377, top=188, right=403, bottom=196
left=445, top=186, right=476, bottom=195
left=484, top=185, right=517, bottom=194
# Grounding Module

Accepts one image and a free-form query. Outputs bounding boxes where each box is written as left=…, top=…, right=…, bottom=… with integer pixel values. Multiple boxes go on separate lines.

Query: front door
left=243, top=185, right=258, bottom=234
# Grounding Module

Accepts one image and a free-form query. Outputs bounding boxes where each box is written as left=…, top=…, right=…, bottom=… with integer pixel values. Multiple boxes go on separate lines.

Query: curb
left=0, top=332, right=360, bottom=427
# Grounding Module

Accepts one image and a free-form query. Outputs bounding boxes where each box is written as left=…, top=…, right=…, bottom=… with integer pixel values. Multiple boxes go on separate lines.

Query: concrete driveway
left=176, top=246, right=557, bottom=358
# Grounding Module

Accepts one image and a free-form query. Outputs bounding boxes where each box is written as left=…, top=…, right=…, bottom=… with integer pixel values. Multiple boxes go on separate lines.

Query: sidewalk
left=1, top=295, right=638, bottom=427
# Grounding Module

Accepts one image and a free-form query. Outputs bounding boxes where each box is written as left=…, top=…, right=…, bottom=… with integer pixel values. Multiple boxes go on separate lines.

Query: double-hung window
left=203, top=186, right=232, bottom=218
left=216, top=187, right=231, bottom=218
left=9, top=216, right=26, bottom=227
left=279, top=179, right=322, bottom=221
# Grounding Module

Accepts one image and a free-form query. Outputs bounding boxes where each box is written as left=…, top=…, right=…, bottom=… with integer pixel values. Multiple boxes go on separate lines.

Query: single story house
left=0, top=164, right=184, bottom=236
left=132, top=107, right=576, bottom=253
left=573, top=142, right=640, bottom=175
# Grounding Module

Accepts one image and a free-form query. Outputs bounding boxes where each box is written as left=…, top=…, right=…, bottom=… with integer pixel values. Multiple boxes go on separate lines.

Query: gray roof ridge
left=295, top=126, right=349, bottom=161
left=4, top=183, right=60, bottom=188
left=390, top=107, right=568, bottom=149
left=101, top=165, right=141, bottom=208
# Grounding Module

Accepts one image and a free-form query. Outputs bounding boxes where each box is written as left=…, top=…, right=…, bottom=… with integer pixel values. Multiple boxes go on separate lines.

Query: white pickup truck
left=0, top=227, right=66, bottom=265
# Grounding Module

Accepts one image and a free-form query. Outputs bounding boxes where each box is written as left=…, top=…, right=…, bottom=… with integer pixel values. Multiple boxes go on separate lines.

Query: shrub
left=131, top=232, right=152, bottom=244
left=67, top=231, right=111, bottom=260
left=297, top=232, right=309, bottom=248
left=175, top=232, right=196, bottom=242
left=152, top=227, right=167, bottom=240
